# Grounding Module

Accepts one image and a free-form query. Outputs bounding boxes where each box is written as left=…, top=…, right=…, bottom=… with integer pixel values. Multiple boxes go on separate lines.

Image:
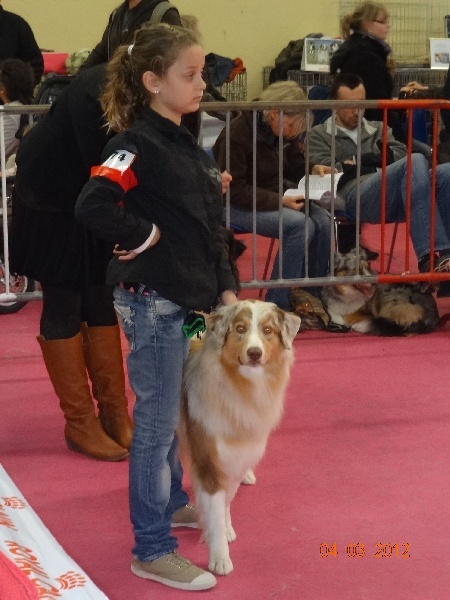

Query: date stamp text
left=320, top=542, right=410, bottom=559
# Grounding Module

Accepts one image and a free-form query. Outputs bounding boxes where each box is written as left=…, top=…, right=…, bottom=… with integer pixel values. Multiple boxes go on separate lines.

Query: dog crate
left=392, top=66, right=448, bottom=97
left=216, top=72, right=247, bottom=102
left=287, top=70, right=332, bottom=92
left=262, top=66, right=273, bottom=89
left=288, top=67, right=447, bottom=97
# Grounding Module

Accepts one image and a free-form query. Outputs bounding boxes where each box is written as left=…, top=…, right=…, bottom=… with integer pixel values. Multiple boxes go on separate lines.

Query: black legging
left=40, top=282, right=117, bottom=340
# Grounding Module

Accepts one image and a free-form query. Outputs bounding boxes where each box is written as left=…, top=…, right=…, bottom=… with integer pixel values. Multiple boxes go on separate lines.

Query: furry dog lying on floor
left=179, top=300, right=300, bottom=575
left=318, top=248, right=440, bottom=335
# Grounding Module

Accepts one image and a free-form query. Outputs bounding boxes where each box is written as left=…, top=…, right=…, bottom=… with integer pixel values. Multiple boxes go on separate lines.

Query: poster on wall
left=430, top=38, right=450, bottom=69
left=301, top=38, right=343, bottom=72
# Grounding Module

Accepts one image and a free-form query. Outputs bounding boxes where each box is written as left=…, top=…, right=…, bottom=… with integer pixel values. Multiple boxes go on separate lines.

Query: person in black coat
left=329, top=2, right=406, bottom=139
left=0, top=3, right=43, bottom=86
left=79, top=0, right=199, bottom=137
left=331, top=2, right=392, bottom=119
left=80, top=0, right=181, bottom=71
left=10, top=65, right=134, bottom=462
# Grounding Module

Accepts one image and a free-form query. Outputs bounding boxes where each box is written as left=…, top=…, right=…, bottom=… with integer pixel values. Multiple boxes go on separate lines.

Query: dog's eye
left=236, top=324, right=246, bottom=334
left=263, top=326, right=273, bottom=335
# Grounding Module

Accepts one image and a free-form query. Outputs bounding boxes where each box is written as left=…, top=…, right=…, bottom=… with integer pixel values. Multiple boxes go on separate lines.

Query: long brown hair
left=340, top=1, right=388, bottom=39
left=101, top=23, right=200, bottom=131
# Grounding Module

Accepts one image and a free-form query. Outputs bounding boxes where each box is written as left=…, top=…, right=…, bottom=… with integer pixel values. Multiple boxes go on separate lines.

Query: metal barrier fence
left=2, top=98, right=450, bottom=306
left=201, top=97, right=450, bottom=293
left=0, top=104, right=49, bottom=306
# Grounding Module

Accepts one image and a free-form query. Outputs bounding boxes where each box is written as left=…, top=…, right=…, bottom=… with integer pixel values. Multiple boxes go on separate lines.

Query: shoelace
left=436, top=256, right=450, bottom=272
left=167, top=552, right=192, bottom=569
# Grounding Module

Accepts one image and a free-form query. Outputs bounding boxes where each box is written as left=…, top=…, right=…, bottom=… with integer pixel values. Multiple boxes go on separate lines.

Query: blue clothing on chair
left=308, top=85, right=331, bottom=126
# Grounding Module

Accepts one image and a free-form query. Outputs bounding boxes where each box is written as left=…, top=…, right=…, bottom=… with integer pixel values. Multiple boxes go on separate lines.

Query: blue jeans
left=345, top=153, right=450, bottom=260
left=114, top=287, right=190, bottom=562
left=226, top=204, right=331, bottom=310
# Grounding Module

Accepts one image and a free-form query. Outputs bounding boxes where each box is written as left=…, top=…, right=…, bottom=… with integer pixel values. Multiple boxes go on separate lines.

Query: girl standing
left=75, top=24, right=237, bottom=592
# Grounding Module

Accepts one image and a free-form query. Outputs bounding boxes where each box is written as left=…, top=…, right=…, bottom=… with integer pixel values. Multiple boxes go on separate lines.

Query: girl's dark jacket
left=75, top=108, right=236, bottom=312
left=80, top=0, right=181, bottom=70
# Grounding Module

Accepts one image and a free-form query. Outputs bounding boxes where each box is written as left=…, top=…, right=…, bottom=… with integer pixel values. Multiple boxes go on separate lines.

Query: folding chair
left=228, top=223, right=276, bottom=298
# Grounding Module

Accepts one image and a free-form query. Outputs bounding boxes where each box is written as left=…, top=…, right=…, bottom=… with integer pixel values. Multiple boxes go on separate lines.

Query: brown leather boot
left=37, top=334, right=129, bottom=461
left=80, top=324, right=134, bottom=450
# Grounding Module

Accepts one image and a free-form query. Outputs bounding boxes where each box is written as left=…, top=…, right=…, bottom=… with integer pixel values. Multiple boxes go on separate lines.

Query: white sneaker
left=171, top=503, right=198, bottom=529
left=131, top=552, right=217, bottom=591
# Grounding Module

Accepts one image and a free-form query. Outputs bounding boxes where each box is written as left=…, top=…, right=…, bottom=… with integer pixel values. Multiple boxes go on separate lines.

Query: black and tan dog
left=319, top=248, right=440, bottom=336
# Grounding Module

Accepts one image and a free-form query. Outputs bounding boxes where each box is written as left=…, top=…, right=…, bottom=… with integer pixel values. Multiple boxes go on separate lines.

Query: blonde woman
left=330, top=2, right=393, bottom=127
left=213, top=80, right=332, bottom=311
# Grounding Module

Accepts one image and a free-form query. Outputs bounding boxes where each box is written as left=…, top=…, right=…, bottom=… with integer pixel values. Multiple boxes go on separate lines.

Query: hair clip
left=127, top=44, right=134, bottom=56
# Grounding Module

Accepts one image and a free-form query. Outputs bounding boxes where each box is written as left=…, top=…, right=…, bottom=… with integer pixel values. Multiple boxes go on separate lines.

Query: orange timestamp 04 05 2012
left=320, top=542, right=411, bottom=558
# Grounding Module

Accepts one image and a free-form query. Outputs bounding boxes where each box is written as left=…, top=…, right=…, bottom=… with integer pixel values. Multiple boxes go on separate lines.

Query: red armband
left=90, top=149, right=138, bottom=192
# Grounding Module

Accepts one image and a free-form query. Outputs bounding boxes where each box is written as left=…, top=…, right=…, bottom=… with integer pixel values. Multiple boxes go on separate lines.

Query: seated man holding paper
left=308, top=72, right=450, bottom=276
left=212, top=81, right=332, bottom=311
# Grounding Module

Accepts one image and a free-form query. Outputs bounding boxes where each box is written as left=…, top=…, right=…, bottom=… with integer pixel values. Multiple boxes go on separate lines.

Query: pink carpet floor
left=1, top=225, right=450, bottom=599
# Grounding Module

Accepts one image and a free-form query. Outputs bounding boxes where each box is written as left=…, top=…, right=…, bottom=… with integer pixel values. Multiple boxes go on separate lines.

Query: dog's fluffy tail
left=369, top=317, right=413, bottom=336
left=369, top=313, right=439, bottom=336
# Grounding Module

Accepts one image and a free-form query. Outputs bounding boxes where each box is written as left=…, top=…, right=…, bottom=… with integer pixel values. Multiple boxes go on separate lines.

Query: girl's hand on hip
left=113, top=226, right=161, bottom=261
left=114, top=246, right=138, bottom=261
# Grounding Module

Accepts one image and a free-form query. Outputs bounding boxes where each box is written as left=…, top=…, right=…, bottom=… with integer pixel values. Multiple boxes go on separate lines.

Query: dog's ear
left=207, top=304, right=238, bottom=346
left=277, top=309, right=301, bottom=348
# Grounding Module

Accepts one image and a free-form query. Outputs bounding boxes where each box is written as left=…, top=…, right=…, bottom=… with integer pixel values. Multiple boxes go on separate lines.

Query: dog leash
left=182, top=312, right=206, bottom=339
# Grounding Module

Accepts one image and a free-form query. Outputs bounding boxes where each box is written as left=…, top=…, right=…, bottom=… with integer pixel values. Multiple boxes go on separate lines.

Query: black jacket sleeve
left=18, top=20, right=44, bottom=84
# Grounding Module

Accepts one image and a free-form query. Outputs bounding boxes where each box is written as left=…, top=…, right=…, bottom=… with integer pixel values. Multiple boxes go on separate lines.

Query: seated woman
left=0, top=58, right=34, bottom=165
left=212, top=80, right=332, bottom=311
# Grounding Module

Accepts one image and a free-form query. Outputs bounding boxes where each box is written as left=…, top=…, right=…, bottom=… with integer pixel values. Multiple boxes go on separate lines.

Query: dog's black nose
left=247, top=347, right=262, bottom=363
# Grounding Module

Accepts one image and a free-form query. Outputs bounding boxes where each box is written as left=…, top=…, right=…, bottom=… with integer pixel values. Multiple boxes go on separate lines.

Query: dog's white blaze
left=245, top=307, right=266, bottom=358
left=188, top=366, right=283, bottom=440
left=238, top=364, right=264, bottom=378
left=216, top=439, right=267, bottom=481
